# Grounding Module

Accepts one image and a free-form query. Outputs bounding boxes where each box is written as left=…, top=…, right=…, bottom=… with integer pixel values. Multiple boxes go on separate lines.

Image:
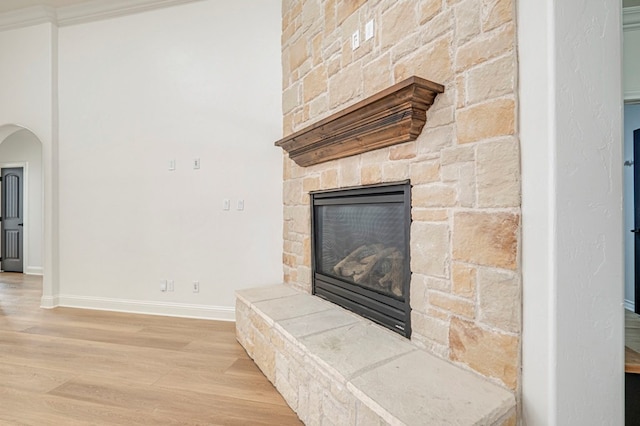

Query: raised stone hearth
left=236, top=285, right=516, bottom=425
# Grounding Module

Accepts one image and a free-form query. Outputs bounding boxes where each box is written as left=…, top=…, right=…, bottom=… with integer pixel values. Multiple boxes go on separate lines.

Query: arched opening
left=0, top=124, right=45, bottom=300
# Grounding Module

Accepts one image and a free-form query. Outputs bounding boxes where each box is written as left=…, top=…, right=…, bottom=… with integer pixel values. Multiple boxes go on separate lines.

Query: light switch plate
left=365, top=20, right=374, bottom=41
left=352, top=30, right=360, bottom=50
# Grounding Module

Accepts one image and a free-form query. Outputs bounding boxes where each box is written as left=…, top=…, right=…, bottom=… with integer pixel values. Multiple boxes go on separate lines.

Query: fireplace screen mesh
left=316, top=203, right=406, bottom=299
left=311, top=182, right=411, bottom=337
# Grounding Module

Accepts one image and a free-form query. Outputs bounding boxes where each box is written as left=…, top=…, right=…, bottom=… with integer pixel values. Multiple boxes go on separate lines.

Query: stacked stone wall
left=280, top=0, right=521, bottom=392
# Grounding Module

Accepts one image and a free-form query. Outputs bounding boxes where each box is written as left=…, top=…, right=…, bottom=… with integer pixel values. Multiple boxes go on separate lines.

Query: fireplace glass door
left=311, top=182, right=411, bottom=337
left=316, top=203, right=406, bottom=298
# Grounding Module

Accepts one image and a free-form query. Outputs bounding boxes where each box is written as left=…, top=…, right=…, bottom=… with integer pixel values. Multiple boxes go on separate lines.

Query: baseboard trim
left=40, top=295, right=59, bottom=309
left=25, top=266, right=43, bottom=276
left=626, top=299, right=635, bottom=312
left=55, top=295, right=235, bottom=321
left=625, top=90, right=640, bottom=103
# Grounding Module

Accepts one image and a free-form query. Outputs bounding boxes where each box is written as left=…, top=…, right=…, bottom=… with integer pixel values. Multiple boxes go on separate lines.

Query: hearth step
left=236, top=285, right=516, bottom=426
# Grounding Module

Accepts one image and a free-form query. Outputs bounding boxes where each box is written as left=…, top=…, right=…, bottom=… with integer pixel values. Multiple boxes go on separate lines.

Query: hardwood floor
left=0, top=273, right=301, bottom=425
left=627, top=309, right=640, bottom=373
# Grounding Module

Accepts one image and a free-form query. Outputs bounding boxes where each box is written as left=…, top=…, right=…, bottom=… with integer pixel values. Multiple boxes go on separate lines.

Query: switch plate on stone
left=352, top=30, right=360, bottom=50
left=365, top=20, right=374, bottom=41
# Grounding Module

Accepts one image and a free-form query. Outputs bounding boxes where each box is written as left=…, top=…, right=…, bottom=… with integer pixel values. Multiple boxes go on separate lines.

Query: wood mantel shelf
left=275, top=76, right=445, bottom=167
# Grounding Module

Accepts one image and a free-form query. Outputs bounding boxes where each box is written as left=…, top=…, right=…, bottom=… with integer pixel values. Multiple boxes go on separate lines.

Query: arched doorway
left=0, top=124, right=45, bottom=300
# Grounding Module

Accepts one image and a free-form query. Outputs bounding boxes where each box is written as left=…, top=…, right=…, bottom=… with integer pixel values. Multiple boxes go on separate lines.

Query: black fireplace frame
left=310, top=181, right=412, bottom=337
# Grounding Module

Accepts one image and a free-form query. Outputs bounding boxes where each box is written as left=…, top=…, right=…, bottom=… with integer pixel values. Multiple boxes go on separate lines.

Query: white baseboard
left=25, top=266, right=43, bottom=276
left=40, top=295, right=59, bottom=309
left=625, top=298, right=635, bottom=312
left=53, top=295, right=235, bottom=321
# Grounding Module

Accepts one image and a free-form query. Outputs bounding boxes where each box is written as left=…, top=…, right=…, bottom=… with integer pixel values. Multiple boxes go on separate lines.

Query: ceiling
left=0, top=0, right=96, bottom=14
left=0, top=0, right=635, bottom=20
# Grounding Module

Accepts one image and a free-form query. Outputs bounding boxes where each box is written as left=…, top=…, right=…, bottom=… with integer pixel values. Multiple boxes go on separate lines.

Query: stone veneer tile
left=254, top=293, right=332, bottom=322
left=412, top=208, right=449, bottom=222
left=236, top=284, right=301, bottom=304
left=455, top=22, right=515, bottom=72
left=476, top=137, right=521, bottom=207
left=478, top=268, right=521, bottom=332
left=411, top=222, right=450, bottom=278
left=455, top=0, right=481, bottom=45
left=420, top=0, right=441, bottom=24
left=277, top=308, right=360, bottom=339
left=457, top=98, right=515, bottom=144
left=466, top=54, right=515, bottom=105
left=483, top=0, right=513, bottom=32
left=450, top=317, right=519, bottom=389
left=301, top=323, right=415, bottom=379
left=349, top=350, right=515, bottom=426
left=453, top=211, right=519, bottom=270
left=394, top=36, right=453, bottom=84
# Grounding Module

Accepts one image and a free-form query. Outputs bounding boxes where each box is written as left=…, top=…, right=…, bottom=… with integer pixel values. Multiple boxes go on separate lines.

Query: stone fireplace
left=236, top=0, right=521, bottom=424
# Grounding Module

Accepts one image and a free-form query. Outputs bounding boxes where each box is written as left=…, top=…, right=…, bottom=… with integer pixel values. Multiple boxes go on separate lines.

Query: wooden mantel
left=275, top=76, right=445, bottom=167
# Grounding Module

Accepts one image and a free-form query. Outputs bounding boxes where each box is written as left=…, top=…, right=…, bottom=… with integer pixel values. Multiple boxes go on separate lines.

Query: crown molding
left=0, top=6, right=56, bottom=32
left=56, top=0, right=202, bottom=27
left=0, top=0, right=202, bottom=31
left=624, top=6, right=640, bottom=30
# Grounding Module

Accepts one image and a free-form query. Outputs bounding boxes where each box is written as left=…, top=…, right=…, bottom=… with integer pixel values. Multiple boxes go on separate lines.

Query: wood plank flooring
left=625, top=309, right=640, bottom=374
left=0, top=273, right=301, bottom=425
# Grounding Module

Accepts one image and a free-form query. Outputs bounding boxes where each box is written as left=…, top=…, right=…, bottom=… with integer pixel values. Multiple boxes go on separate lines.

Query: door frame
left=0, top=162, right=29, bottom=274
left=634, top=128, right=640, bottom=313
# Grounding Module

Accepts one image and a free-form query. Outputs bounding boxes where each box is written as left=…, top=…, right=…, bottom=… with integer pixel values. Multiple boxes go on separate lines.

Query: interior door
left=1, top=167, right=23, bottom=273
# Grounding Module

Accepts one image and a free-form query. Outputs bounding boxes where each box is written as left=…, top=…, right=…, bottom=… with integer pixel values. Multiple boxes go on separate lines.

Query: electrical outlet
left=193, top=158, right=200, bottom=169
left=192, top=281, right=199, bottom=293
left=160, top=280, right=167, bottom=292
left=222, top=199, right=230, bottom=210
left=352, top=30, right=360, bottom=50
left=237, top=199, right=244, bottom=211
left=168, top=159, right=176, bottom=171
left=168, top=280, right=174, bottom=292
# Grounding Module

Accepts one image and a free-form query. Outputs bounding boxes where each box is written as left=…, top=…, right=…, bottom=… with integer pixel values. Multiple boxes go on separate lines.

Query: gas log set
left=332, top=244, right=404, bottom=297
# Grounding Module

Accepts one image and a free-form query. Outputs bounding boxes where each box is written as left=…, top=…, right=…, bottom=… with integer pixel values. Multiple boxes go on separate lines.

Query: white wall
left=624, top=104, right=640, bottom=310
left=0, top=23, right=58, bottom=305
left=57, top=0, right=282, bottom=318
left=520, top=0, right=625, bottom=424
left=624, top=11, right=640, bottom=101
left=0, top=129, right=43, bottom=274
